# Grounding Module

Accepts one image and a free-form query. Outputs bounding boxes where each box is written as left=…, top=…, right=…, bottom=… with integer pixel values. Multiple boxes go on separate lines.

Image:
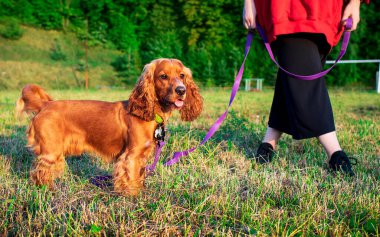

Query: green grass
left=0, top=88, right=379, bottom=236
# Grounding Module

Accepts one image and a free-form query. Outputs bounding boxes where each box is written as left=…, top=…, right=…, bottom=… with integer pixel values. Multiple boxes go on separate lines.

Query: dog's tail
left=15, top=84, right=53, bottom=120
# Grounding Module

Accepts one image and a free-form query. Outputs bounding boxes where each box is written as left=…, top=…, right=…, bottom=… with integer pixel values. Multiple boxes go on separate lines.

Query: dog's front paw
left=114, top=179, right=144, bottom=196
left=30, top=169, right=55, bottom=190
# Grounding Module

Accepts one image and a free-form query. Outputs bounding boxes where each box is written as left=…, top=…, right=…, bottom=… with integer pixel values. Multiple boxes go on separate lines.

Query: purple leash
left=146, top=141, right=165, bottom=175
left=148, top=18, right=353, bottom=169
left=163, top=32, right=254, bottom=166
left=256, top=18, right=353, bottom=80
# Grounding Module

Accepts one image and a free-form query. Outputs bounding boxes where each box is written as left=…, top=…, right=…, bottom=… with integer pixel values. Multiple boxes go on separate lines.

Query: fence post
left=245, top=79, right=251, bottom=91
left=257, top=78, right=263, bottom=91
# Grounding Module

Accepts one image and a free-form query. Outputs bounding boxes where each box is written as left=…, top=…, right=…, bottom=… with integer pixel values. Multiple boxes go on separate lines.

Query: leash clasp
left=154, top=123, right=165, bottom=142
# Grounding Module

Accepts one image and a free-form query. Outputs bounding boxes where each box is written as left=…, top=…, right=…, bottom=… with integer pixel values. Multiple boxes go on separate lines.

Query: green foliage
left=111, top=51, right=141, bottom=85
left=186, top=44, right=214, bottom=85
left=0, top=0, right=379, bottom=87
left=0, top=0, right=15, bottom=17
left=0, top=17, right=24, bottom=40
left=108, top=14, right=139, bottom=52
left=185, top=42, right=244, bottom=86
left=50, top=39, right=67, bottom=61
left=30, top=0, right=62, bottom=29
left=141, top=30, right=184, bottom=62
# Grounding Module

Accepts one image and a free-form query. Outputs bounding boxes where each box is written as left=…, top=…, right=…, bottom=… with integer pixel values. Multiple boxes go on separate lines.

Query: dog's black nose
left=175, top=86, right=186, bottom=96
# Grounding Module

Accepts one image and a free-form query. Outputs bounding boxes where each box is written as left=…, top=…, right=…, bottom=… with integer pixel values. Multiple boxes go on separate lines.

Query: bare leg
left=317, top=131, right=342, bottom=158
left=262, top=126, right=283, bottom=149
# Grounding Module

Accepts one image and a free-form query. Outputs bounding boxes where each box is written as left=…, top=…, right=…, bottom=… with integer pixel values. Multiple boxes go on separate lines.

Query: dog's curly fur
left=16, top=58, right=203, bottom=196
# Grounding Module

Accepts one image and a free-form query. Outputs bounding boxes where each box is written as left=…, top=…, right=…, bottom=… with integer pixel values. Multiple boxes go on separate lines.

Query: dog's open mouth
left=174, top=99, right=184, bottom=108
left=161, top=98, right=185, bottom=109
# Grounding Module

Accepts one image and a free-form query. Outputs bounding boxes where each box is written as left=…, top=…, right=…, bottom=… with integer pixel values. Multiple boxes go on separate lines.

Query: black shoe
left=329, top=150, right=357, bottom=176
left=254, top=142, right=275, bottom=164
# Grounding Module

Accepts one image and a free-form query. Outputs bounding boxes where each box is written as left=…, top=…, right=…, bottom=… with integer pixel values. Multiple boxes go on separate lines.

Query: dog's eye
left=159, top=74, right=168, bottom=80
left=179, top=73, right=185, bottom=79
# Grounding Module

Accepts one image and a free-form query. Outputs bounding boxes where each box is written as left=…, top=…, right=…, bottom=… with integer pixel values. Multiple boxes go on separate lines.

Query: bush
left=111, top=51, right=141, bottom=86
left=0, top=17, right=24, bottom=40
left=50, top=39, right=67, bottom=61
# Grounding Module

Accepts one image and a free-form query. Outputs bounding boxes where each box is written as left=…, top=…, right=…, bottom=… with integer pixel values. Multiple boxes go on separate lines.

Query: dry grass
left=0, top=26, right=121, bottom=90
left=0, top=60, right=116, bottom=89
left=0, top=88, right=379, bottom=236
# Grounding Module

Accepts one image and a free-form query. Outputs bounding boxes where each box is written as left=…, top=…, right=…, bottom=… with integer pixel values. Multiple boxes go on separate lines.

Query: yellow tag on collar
left=155, top=114, right=163, bottom=124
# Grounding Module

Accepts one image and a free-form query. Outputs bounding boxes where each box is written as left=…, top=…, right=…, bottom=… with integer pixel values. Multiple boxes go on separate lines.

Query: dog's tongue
left=175, top=100, right=184, bottom=108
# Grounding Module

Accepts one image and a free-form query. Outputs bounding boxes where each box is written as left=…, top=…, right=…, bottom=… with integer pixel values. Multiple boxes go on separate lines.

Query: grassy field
left=0, top=88, right=379, bottom=236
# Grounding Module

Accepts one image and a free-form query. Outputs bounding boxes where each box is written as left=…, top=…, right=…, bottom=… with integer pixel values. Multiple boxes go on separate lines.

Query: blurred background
left=0, top=0, right=378, bottom=90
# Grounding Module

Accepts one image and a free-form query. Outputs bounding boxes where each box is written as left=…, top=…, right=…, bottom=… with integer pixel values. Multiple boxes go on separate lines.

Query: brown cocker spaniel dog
left=16, top=58, right=203, bottom=196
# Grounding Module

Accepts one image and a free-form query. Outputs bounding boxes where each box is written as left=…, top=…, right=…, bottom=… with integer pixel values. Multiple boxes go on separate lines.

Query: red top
left=255, top=0, right=370, bottom=47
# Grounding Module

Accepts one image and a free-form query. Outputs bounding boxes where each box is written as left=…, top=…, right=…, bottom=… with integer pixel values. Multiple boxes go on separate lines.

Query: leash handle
left=164, top=32, right=254, bottom=166
left=256, top=18, right=352, bottom=80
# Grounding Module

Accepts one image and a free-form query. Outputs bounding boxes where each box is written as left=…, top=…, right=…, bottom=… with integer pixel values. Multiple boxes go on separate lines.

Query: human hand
left=243, top=0, right=256, bottom=30
left=342, top=0, right=361, bottom=31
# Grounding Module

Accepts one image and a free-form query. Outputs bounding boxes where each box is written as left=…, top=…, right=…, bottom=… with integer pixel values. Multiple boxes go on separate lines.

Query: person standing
left=242, top=0, right=369, bottom=176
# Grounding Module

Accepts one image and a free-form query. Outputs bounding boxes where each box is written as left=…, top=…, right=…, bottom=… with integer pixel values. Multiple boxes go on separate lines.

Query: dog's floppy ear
left=127, top=61, right=157, bottom=121
left=180, top=66, right=203, bottom=121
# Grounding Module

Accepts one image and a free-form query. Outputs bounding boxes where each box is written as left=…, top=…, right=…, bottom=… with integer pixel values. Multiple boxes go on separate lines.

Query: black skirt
left=268, top=33, right=335, bottom=140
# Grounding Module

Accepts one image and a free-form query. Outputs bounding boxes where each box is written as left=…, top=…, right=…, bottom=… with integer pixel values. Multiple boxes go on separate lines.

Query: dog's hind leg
left=30, top=153, right=65, bottom=189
